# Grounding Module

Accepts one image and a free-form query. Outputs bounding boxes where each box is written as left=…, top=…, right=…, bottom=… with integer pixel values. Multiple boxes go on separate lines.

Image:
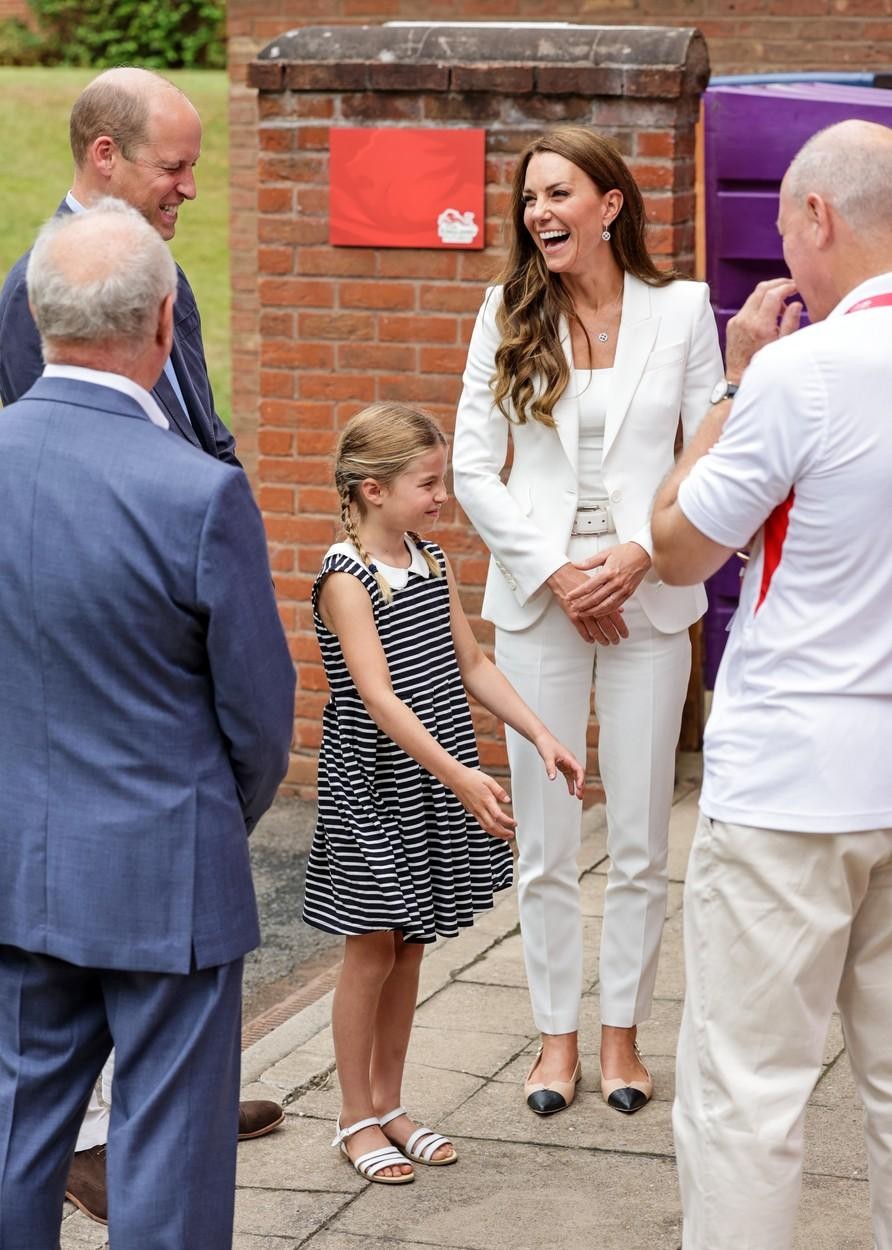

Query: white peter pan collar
left=328, top=535, right=431, bottom=590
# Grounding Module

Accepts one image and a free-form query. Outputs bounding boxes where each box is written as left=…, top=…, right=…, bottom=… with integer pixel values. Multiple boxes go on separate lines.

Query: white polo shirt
left=678, top=272, right=892, bottom=833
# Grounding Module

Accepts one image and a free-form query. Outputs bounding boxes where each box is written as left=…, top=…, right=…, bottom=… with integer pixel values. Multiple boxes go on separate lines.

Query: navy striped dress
left=303, top=538, right=514, bottom=943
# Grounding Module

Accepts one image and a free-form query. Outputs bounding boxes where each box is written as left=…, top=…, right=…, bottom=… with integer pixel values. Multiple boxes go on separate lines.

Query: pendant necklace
left=582, top=286, right=623, bottom=345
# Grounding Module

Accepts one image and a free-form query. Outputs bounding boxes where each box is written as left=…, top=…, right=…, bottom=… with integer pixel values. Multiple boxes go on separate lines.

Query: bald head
left=785, top=120, right=892, bottom=235
left=70, top=68, right=187, bottom=167
left=27, top=199, right=177, bottom=368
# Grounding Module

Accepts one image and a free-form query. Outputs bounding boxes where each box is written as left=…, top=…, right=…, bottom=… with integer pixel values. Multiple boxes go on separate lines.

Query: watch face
left=711, top=379, right=730, bottom=404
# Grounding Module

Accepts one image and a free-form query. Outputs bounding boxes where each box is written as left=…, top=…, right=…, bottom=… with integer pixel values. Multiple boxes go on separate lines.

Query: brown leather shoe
left=65, top=1143, right=108, bottom=1225
left=238, top=1099, right=284, bottom=1140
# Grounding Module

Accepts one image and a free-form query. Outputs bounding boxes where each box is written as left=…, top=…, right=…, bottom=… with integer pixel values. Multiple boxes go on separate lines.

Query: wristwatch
left=710, top=378, right=740, bottom=404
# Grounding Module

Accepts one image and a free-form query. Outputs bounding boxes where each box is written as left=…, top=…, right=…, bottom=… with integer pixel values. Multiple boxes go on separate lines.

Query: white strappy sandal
left=378, top=1106, right=458, bottom=1166
left=332, top=1116, right=415, bottom=1184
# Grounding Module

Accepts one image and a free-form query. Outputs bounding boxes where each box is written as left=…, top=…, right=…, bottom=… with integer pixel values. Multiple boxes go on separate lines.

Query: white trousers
left=495, top=533, right=691, bottom=1033
left=675, top=814, right=892, bottom=1250
left=75, top=1052, right=114, bottom=1152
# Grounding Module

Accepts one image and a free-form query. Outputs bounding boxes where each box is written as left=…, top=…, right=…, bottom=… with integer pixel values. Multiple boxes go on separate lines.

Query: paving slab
left=803, top=1101, right=870, bottom=1180
left=236, top=1114, right=359, bottom=1194
left=811, top=1051, right=858, bottom=1108
left=414, top=980, right=541, bottom=1038
left=666, top=790, right=699, bottom=883
left=405, top=1023, right=531, bottom=1079
left=792, top=1173, right=872, bottom=1248
left=651, top=911, right=686, bottom=1001
left=59, top=1212, right=107, bottom=1250
left=234, top=1188, right=351, bottom=1239
left=284, top=1064, right=485, bottom=1133
left=59, top=781, right=878, bottom=1250
left=304, top=1234, right=478, bottom=1250
left=323, top=1138, right=683, bottom=1250
left=451, top=931, right=530, bottom=989
left=233, top=1237, right=302, bottom=1250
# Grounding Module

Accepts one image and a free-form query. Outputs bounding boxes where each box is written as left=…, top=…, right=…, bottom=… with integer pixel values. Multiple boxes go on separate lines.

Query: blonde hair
left=334, top=402, right=446, bottom=603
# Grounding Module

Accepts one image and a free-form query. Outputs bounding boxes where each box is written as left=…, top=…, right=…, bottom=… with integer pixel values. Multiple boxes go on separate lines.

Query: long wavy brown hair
left=492, top=126, right=681, bottom=428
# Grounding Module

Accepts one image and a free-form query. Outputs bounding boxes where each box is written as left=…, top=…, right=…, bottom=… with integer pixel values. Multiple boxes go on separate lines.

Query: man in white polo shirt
left=651, top=118, right=892, bottom=1249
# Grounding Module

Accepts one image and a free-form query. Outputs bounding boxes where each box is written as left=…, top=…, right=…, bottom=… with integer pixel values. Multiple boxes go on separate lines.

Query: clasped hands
left=547, top=541, right=651, bottom=644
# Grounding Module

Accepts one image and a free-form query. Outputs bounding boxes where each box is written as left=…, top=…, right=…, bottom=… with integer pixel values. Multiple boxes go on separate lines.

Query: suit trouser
left=495, top=532, right=691, bottom=1033
left=0, top=945, right=243, bottom=1250
left=674, top=814, right=892, bottom=1250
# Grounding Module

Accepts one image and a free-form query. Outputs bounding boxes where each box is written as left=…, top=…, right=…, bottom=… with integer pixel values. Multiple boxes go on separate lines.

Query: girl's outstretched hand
left=451, top=766, right=517, bottom=840
left=536, top=734, right=585, bottom=799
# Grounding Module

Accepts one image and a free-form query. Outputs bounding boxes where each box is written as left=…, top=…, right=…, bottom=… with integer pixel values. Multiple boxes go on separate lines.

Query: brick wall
left=228, top=4, right=892, bottom=487
left=0, top=0, right=29, bottom=19
left=248, top=23, right=709, bottom=796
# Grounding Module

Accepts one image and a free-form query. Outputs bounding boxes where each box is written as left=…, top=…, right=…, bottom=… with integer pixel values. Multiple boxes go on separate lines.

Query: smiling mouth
left=539, top=229, right=570, bottom=252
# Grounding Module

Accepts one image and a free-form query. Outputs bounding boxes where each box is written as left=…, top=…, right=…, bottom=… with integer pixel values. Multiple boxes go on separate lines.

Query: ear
left=806, top=192, right=833, bottom=249
left=603, top=188, right=624, bottom=229
left=359, top=477, right=385, bottom=509
left=157, top=292, right=175, bottom=356
left=88, top=134, right=119, bottom=182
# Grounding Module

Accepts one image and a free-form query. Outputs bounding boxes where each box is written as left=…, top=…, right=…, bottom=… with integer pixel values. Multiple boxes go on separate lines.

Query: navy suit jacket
left=0, top=199, right=239, bottom=465
left=0, top=376, right=296, bottom=973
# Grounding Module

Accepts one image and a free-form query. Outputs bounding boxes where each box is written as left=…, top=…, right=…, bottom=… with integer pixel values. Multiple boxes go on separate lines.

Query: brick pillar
left=248, top=22, right=710, bottom=797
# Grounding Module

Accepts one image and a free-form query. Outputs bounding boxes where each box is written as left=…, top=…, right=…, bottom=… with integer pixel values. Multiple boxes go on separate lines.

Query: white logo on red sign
left=437, top=209, right=479, bottom=245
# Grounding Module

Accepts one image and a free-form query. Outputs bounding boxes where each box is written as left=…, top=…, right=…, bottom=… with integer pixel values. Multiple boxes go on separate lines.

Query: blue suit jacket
left=0, top=377, right=296, bottom=973
left=0, top=200, right=239, bottom=465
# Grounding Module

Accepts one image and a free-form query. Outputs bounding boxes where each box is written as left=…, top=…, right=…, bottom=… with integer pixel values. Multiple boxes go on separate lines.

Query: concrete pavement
left=61, top=761, right=874, bottom=1248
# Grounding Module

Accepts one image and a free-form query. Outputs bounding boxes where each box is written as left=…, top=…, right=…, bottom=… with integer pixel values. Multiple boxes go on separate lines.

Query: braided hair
left=334, top=402, right=445, bottom=603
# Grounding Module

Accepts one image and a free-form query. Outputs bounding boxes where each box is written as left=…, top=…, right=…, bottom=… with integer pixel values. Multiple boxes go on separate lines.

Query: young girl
left=303, top=402, right=585, bottom=1185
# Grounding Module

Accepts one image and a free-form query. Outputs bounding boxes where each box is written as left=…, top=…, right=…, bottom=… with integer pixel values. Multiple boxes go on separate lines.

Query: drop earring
left=601, top=228, right=611, bottom=241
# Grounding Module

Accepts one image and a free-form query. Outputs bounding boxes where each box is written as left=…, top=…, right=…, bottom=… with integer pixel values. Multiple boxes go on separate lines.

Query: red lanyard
left=845, top=292, right=892, bottom=314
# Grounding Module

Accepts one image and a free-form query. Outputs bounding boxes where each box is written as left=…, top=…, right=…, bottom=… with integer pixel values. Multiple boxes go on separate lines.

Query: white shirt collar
left=43, top=364, right=170, bottom=430
left=829, top=270, right=892, bottom=319
left=331, top=535, right=432, bottom=587
left=65, top=190, right=86, bottom=214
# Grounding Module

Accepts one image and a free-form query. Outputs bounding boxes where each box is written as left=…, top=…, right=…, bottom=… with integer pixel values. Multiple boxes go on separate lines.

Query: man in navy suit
left=0, top=67, right=286, bottom=1222
left=0, top=200, right=295, bottom=1249
left=0, top=65, right=236, bottom=462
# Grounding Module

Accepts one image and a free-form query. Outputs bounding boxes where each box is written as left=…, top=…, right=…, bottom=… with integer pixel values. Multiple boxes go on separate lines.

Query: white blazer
left=452, top=272, right=724, bottom=635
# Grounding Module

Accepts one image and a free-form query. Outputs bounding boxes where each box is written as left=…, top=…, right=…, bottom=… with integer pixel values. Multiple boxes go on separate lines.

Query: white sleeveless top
left=573, top=368, right=610, bottom=502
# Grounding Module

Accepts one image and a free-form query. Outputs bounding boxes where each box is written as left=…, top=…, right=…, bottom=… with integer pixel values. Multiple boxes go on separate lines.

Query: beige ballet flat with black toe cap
left=599, top=1049, right=653, bottom=1115
left=524, top=1049, right=582, bottom=1116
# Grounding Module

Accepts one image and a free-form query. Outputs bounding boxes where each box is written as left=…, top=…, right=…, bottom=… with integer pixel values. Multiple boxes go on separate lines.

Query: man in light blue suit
left=0, top=200, right=296, bottom=1249
left=0, top=68, right=285, bottom=1223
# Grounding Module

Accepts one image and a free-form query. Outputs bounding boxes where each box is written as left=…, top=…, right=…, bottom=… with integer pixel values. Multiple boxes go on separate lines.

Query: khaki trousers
left=674, top=813, right=892, bottom=1249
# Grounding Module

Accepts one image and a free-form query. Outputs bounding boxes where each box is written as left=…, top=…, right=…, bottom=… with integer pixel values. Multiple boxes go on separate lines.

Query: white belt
left=571, top=502, right=615, bottom=536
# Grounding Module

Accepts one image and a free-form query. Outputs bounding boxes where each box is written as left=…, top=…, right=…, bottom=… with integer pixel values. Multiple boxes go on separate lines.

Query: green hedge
left=0, top=1, right=226, bottom=68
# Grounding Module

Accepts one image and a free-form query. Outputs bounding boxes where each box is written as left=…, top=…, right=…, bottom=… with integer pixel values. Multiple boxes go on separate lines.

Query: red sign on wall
left=329, top=127, right=485, bottom=250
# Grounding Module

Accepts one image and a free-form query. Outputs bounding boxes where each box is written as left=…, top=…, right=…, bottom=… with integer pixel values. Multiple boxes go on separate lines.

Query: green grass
left=0, top=67, right=231, bottom=423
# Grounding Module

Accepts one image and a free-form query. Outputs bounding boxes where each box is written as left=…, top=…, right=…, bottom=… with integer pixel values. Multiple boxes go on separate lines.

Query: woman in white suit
left=453, top=127, right=723, bottom=1115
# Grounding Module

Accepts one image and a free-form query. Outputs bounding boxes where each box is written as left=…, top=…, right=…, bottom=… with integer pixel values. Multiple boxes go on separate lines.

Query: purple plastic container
left=700, top=80, right=892, bottom=686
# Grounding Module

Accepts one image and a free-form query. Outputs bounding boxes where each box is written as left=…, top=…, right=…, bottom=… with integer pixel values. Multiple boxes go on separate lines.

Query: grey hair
left=786, top=120, right=892, bottom=233
left=26, top=198, right=177, bottom=350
